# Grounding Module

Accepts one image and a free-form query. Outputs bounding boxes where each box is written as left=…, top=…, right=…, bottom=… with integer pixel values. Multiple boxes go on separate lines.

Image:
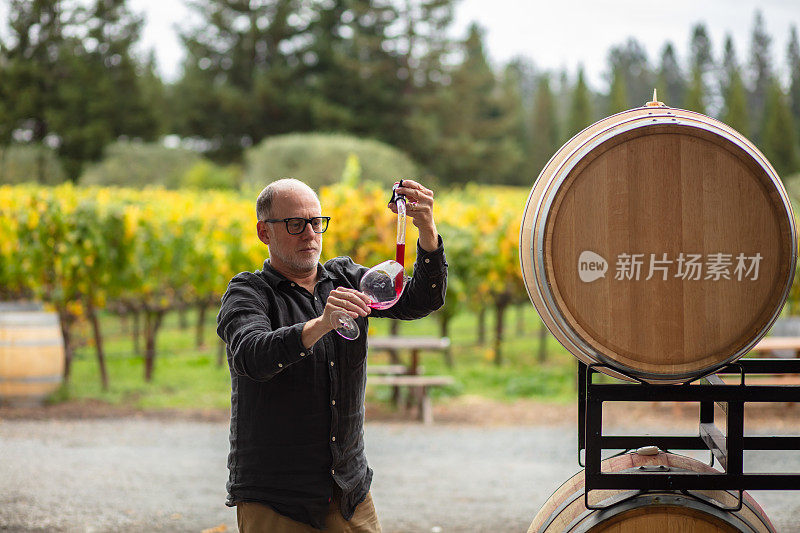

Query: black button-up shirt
left=216, top=237, right=447, bottom=529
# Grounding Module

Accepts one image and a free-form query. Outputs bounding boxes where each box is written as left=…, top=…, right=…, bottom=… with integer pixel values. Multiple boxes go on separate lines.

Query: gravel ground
left=1, top=412, right=800, bottom=533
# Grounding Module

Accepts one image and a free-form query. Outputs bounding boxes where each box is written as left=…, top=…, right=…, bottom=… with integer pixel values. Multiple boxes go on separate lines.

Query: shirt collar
left=262, top=259, right=333, bottom=288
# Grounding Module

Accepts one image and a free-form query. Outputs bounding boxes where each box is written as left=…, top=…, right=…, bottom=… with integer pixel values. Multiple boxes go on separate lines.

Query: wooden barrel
left=529, top=451, right=775, bottom=533
left=519, top=101, right=796, bottom=383
left=0, top=302, right=65, bottom=405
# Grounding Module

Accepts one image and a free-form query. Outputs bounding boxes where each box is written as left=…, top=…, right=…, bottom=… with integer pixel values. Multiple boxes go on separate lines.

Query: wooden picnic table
left=367, top=335, right=450, bottom=375
left=366, top=335, right=452, bottom=423
left=750, top=336, right=800, bottom=355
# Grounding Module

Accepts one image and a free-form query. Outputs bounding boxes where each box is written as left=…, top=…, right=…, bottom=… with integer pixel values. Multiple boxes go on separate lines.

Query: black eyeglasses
left=263, top=216, right=331, bottom=235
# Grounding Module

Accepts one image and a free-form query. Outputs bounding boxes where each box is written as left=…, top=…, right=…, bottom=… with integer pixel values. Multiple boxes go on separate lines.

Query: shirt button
left=291, top=283, right=296, bottom=287
left=431, top=283, right=436, bottom=288
left=300, top=352, right=306, bottom=357
left=331, top=436, right=336, bottom=442
left=424, top=258, right=430, bottom=263
left=331, top=469, right=335, bottom=475
left=278, top=363, right=283, bottom=368
left=331, top=400, right=336, bottom=406
left=330, top=361, right=334, bottom=367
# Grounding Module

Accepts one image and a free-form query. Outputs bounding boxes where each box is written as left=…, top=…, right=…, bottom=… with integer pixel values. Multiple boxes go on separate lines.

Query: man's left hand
left=389, top=179, right=438, bottom=252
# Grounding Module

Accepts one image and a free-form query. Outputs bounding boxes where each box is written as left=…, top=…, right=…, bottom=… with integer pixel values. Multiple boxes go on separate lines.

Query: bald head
left=256, top=178, right=319, bottom=221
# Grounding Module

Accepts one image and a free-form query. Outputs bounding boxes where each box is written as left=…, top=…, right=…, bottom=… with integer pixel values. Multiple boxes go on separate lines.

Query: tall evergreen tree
left=56, top=0, right=158, bottom=178
left=685, top=23, right=713, bottom=114
left=0, top=0, right=158, bottom=180
left=0, top=0, right=67, bottom=182
left=607, top=38, right=654, bottom=109
left=607, top=62, right=628, bottom=114
left=761, top=79, right=799, bottom=177
left=407, top=24, right=521, bottom=184
left=748, top=10, right=773, bottom=143
left=567, top=65, right=593, bottom=139
left=656, top=42, right=685, bottom=108
left=174, top=0, right=306, bottom=161
left=788, top=25, right=800, bottom=142
left=174, top=0, right=455, bottom=163
left=528, top=74, right=560, bottom=177
left=390, top=0, right=455, bottom=160
left=720, top=36, right=750, bottom=136
left=499, top=62, right=530, bottom=185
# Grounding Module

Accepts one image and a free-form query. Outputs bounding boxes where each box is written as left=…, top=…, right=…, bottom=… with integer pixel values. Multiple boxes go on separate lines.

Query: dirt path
left=1, top=398, right=799, bottom=532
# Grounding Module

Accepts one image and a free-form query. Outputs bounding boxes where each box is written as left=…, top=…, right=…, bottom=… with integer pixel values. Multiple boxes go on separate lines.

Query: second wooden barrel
left=0, top=302, right=65, bottom=405
left=529, top=451, right=775, bottom=533
left=520, top=101, right=796, bottom=383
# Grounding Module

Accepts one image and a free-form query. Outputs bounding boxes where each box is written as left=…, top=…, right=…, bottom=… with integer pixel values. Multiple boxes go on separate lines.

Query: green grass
left=58, top=305, right=578, bottom=411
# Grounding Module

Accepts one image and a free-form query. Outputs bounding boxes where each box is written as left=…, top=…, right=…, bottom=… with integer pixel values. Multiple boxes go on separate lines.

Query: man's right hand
left=322, top=287, right=372, bottom=330
left=302, top=288, right=371, bottom=348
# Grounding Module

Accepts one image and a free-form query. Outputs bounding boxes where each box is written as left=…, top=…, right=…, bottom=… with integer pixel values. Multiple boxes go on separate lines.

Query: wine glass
left=332, top=181, right=408, bottom=340
left=332, top=260, right=408, bottom=340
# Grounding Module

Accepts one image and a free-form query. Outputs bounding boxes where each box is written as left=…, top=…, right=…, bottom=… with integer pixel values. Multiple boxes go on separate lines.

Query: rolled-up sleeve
left=374, top=235, right=448, bottom=320
left=217, top=276, right=313, bottom=381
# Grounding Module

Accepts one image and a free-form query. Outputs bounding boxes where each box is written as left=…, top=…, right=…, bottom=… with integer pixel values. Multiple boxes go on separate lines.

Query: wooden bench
left=751, top=336, right=800, bottom=357
left=367, top=364, right=413, bottom=376
left=368, top=336, right=450, bottom=375
left=367, top=375, right=455, bottom=424
left=367, top=336, right=453, bottom=423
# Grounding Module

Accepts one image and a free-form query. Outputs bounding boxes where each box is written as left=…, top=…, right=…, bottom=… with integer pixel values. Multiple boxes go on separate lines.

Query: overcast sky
left=120, top=0, right=800, bottom=90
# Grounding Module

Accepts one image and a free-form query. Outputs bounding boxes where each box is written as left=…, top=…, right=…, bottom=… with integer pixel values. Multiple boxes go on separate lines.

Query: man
left=216, top=178, right=447, bottom=532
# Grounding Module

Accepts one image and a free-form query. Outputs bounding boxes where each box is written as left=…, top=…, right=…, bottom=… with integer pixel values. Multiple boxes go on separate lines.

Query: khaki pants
left=237, top=492, right=382, bottom=533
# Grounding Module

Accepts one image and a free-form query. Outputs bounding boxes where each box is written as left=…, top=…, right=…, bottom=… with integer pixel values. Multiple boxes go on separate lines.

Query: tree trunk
left=58, top=308, right=75, bottom=382
left=178, top=306, right=188, bottom=330
left=196, top=303, right=207, bottom=348
left=144, top=310, right=164, bottom=382
left=387, top=320, right=400, bottom=364
left=86, top=302, right=109, bottom=391
left=118, top=311, right=129, bottom=335
left=516, top=303, right=525, bottom=335
left=132, top=310, right=141, bottom=356
left=538, top=322, right=549, bottom=363
left=438, top=313, right=454, bottom=367
left=477, top=308, right=487, bottom=345
left=493, top=293, right=512, bottom=367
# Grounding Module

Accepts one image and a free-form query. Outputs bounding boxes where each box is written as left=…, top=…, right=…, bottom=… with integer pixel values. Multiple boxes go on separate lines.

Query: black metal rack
left=578, top=358, right=800, bottom=502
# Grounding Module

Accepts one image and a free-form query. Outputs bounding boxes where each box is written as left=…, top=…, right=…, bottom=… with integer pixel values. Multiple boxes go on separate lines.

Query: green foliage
left=405, top=24, right=524, bottom=185
left=685, top=24, right=714, bottom=114
left=567, top=66, right=593, bottom=139
left=607, top=38, right=653, bottom=110
left=0, top=0, right=159, bottom=180
left=761, top=80, right=800, bottom=178
left=341, top=153, right=362, bottom=187
left=749, top=10, right=774, bottom=143
left=788, top=26, right=800, bottom=140
left=0, top=144, right=66, bottom=184
left=80, top=141, right=202, bottom=189
left=530, top=75, right=560, bottom=176
left=173, top=0, right=455, bottom=163
left=721, top=36, right=750, bottom=136
left=608, top=64, right=629, bottom=114
left=724, top=71, right=750, bottom=136
left=180, top=160, right=242, bottom=190
left=657, top=43, right=685, bottom=108
left=243, top=133, right=418, bottom=191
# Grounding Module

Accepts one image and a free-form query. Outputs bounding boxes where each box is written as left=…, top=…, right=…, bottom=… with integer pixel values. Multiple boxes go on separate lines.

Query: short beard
left=270, top=246, right=320, bottom=274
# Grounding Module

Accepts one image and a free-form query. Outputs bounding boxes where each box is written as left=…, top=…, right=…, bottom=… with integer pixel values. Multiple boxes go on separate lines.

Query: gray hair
left=255, top=178, right=318, bottom=221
